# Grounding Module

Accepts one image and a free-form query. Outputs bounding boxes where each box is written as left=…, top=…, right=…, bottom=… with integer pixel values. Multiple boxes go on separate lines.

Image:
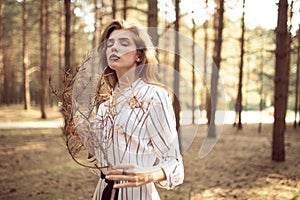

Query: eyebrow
left=107, top=37, right=131, bottom=43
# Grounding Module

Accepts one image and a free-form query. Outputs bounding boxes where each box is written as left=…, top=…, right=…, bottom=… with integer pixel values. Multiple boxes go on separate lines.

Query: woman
left=89, top=20, right=184, bottom=200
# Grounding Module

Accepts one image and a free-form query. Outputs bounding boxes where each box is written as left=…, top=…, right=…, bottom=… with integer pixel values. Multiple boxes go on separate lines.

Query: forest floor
left=0, top=105, right=299, bottom=200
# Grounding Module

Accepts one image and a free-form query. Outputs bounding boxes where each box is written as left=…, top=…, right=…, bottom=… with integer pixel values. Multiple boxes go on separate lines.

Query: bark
left=40, top=0, right=49, bottom=119
left=92, top=0, right=98, bottom=48
left=147, top=0, right=158, bottom=46
left=62, top=0, right=72, bottom=138
left=112, top=0, right=116, bottom=19
left=294, top=25, right=300, bottom=128
left=2, top=47, right=11, bottom=104
left=173, top=0, right=180, bottom=131
left=203, top=0, right=210, bottom=124
left=272, top=0, right=289, bottom=162
left=58, top=1, right=64, bottom=90
left=192, top=19, right=196, bottom=124
left=22, top=0, right=31, bottom=110
left=0, top=0, right=3, bottom=103
left=208, top=0, right=224, bottom=137
left=71, top=5, right=77, bottom=68
left=123, top=0, right=127, bottom=20
left=1, top=1, right=15, bottom=104
left=258, top=50, right=264, bottom=133
left=64, top=0, right=71, bottom=73
left=236, top=0, right=246, bottom=130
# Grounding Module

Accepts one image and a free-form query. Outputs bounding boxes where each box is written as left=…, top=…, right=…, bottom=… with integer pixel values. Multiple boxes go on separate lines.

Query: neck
left=112, top=68, right=140, bottom=105
left=116, top=67, right=139, bottom=90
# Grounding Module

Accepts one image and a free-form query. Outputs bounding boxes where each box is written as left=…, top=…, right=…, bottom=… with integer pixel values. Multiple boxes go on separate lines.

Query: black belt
left=101, top=172, right=119, bottom=200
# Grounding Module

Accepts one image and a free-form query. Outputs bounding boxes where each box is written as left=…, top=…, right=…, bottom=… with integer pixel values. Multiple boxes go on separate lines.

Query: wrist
left=150, top=168, right=166, bottom=183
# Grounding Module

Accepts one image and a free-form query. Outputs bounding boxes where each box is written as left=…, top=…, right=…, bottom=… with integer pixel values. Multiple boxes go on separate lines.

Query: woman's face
left=106, top=29, right=139, bottom=78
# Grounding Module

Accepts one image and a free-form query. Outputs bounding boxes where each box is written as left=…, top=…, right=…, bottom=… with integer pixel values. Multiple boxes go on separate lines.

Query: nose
left=110, top=43, right=118, bottom=52
left=111, top=46, right=118, bottom=52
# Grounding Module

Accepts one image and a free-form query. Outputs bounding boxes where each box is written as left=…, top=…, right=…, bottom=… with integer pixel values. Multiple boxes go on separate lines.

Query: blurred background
left=0, top=0, right=299, bottom=126
left=0, top=0, right=300, bottom=199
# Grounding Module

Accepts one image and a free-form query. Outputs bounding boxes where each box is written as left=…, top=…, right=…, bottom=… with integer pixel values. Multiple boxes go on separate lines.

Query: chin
left=108, top=64, right=118, bottom=70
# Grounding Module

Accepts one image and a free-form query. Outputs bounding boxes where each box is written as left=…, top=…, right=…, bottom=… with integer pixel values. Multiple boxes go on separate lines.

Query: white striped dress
left=92, top=78, right=184, bottom=200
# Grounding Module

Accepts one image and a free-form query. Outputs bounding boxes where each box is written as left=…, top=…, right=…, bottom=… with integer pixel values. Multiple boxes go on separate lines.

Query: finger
left=106, top=174, right=140, bottom=182
left=113, top=181, right=143, bottom=188
left=106, top=169, right=123, bottom=176
left=112, top=164, right=136, bottom=170
left=107, top=169, right=133, bottom=176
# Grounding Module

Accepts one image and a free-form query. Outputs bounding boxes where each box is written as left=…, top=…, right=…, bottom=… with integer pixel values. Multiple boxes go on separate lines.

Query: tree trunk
left=147, top=0, right=158, bottom=46
left=208, top=0, right=224, bottom=137
left=46, top=0, right=52, bottom=107
left=112, top=0, right=116, bottom=19
left=123, top=0, right=127, bottom=20
left=203, top=0, right=210, bottom=124
left=40, top=0, right=45, bottom=111
left=235, top=0, right=246, bottom=130
left=0, top=0, right=3, bottom=103
left=173, top=0, right=180, bottom=131
left=40, top=0, right=48, bottom=119
left=92, top=0, right=98, bottom=48
left=2, top=49, right=10, bottom=104
left=22, top=0, right=31, bottom=110
left=58, top=1, right=64, bottom=91
left=192, top=19, right=196, bottom=124
left=272, top=0, right=289, bottom=162
left=62, top=0, right=72, bottom=136
left=258, top=49, right=264, bottom=133
left=294, top=25, right=300, bottom=128
left=64, top=0, right=71, bottom=73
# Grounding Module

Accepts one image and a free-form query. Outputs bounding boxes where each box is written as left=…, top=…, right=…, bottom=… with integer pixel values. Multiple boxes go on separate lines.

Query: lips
left=109, top=54, right=120, bottom=60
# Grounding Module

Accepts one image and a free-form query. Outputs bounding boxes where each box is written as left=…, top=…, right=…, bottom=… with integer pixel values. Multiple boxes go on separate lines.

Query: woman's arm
left=106, top=87, right=184, bottom=189
left=147, top=87, right=184, bottom=189
left=105, top=164, right=166, bottom=188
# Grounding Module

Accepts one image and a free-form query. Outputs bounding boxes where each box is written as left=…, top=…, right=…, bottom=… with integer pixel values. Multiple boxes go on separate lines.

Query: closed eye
left=119, top=38, right=131, bottom=46
left=106, top=40, right=114, bottom=47
left=121, top=41, right=130, bottom=46
left=106, top=38, right=132, bottom=47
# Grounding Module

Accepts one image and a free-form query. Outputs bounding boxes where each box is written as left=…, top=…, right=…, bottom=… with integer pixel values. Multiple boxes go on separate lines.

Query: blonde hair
left=96, top=20, right=159, bottom=104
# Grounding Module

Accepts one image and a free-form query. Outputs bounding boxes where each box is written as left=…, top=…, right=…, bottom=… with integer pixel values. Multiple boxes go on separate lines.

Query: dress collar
left=111, top=78, right=144, bottom=105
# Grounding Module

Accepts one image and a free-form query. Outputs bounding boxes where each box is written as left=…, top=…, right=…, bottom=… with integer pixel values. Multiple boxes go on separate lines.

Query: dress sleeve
left=147, top=87, right=184, bottom=190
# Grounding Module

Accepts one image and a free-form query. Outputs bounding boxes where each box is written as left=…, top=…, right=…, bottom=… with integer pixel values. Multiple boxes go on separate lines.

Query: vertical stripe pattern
left=92, top=79, right=184, bottom=200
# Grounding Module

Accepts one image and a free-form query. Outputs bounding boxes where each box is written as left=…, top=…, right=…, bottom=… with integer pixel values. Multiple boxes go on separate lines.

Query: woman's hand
left=105, top=164, right=166, bottom=188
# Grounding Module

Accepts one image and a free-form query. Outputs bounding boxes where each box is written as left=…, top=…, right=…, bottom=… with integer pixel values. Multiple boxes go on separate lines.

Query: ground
left=0, top=105, right=299, bottom=200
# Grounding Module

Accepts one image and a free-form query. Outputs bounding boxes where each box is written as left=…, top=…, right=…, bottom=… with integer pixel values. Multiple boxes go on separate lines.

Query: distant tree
left=235, top=0, right=246, bottom=130
left=0, top=0, right=3, bottom=103
left=112, top=0, right=116, bottom=19
left=92, top=0, right=98, bottom=48
left=272, top=0, right=289, bottom=162
left=208, top=0, right=224, bottom=137
left=203, top=0, right=210, bottom=124
left=147, top=0, right=158, bottom=46
left=123, top=0, right=127, bottom=20
left=71, top=3, right=77, bottom=70
left=192, top=18, right=196, bottom=124
left=62, top=0, right=72, bottom=122
left=1, top=0, right=19, bottom=104
left=58, top=1, right=64, bottom=90
left=173, top=0, right=180, bottom=131
left=22, top=0, right=31, bottom=110
left=258, top=46, right=264, bottom=133
left=295, top=25, right=300, bottom=128
left=40, top=0, right=49, bottom=119
left=191, top=17, right=201, bottom=124
left=64, top=0, right=71, bottom=73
